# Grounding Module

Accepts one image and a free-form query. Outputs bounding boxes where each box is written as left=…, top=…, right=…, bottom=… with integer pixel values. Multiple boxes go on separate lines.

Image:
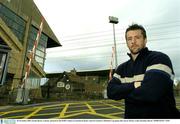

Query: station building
left=0, top=0, right=61, bottom=96
left=44, top=69, right=109, bottom=100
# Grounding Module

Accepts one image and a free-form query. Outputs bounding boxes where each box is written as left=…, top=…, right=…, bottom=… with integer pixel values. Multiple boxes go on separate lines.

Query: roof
left=64, top=72, right=85, bottom=84
left=46, top=69, right=111, bottom=78
left=32, top=2, right=61, bottom=48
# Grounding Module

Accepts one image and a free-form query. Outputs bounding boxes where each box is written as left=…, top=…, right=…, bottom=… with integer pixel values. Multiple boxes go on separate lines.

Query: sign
left=65, top=84, right=71, bottom=90
left=57, top=82, right=65, bottom=88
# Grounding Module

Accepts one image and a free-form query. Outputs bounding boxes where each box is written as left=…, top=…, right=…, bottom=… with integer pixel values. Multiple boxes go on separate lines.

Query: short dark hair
left=125, top=24, right=147, bottom=40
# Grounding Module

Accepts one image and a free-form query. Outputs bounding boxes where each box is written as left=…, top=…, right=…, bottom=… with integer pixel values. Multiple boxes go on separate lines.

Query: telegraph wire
left=58, top=29, right=180, bottom=47
left=62, top=24, right=180, bottom=44
left=62, top=20, right=180, bottom=38
left=61, top=31, right=180, bottom=46
left=62, top=21, right=180, bottom=40
left=46, top=21, right=180, bottom=61
left=47, top=36, right=180, bottom=53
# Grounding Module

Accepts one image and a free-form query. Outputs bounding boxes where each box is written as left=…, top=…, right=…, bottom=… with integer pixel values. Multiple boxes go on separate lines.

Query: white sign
left=57, top=82, right=65, bottom=88
left=65, top=84, right=71, bottom=90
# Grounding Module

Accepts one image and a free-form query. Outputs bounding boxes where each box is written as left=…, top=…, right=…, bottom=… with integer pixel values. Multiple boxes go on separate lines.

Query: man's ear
left=145, top=38, right=147, bottom=44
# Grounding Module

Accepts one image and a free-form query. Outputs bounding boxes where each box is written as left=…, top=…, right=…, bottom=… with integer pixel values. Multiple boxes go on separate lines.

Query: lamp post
left=109, top=16, right=119, bottom=68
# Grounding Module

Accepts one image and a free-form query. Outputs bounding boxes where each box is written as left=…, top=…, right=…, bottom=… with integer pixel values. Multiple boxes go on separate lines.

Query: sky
left=34, top=0, right=180, bottom=79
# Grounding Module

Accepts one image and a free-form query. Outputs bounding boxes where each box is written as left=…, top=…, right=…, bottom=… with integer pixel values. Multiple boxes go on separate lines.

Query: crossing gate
left=15, top=17, right=44, bottom=104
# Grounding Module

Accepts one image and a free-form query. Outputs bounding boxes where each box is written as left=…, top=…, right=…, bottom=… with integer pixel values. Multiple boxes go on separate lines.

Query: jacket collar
left=127, top=47, right=149, bottom=61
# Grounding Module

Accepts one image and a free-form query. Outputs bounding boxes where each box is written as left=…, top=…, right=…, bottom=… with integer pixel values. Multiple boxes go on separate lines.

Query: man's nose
left=131, top=38, right=136, bottom=44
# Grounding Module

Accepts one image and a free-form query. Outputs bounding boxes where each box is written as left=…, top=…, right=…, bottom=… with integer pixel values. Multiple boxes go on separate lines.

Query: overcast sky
left=34, top=0, right=180, bottom=79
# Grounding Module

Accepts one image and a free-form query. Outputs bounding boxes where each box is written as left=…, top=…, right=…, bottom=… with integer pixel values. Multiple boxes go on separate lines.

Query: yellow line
left=86, top=103, right=96, bottom=114
left=177, top=106, right=180, bottom=109
left=35, top=112, right=59, bottom=116
left=1, top=100, right=125, bottom=119
left=0, top=111, right=32, bottom=119
left=2, top=115, right=25, bottom=119
left=59, top=101, right=85, bottom=106
left=66, top=104, right=86, bottom=108
left=101, top=99, right=123, bottom=103
left=41, top=106, right=64, bottom=111
left=2, top=103, right=65, bottom=118
left=60, top=111, right=122, bottom=119
left=36, top=104, right=63, bottom=109
left=91, top=112, right=122, bottom=119
left=107, top=112, right=124, bottom=116
left=90, top=104, right=107, bottom=107
left=60, top=112, right=88, bottom=119
left=0, top=112, right=9, bottom=116
left=102, top=103, right=124, bottom=111
left=59, top=104, right=69, bottom=118
left=23, top=107, right=43, bottom=119
left=66, top=109, right=89, bottom=114
left=94, top=107, right=115, bottom=111
left=2, top=107, right=36, bottom=113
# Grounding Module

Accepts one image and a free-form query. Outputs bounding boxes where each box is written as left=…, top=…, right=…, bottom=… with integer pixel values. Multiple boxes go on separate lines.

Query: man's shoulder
left=146, top=50, right=172, bottom=65
left=148, top=50, right=170, bottom=59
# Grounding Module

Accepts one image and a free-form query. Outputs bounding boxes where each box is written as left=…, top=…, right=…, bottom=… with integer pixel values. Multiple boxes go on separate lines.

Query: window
left=0, top=51, right=8, bottom=85
left=0, top=3, right=26, bottom=43
left=28, top=26, right=48, bottom=68
left=0, top=38, right=10, bottom=85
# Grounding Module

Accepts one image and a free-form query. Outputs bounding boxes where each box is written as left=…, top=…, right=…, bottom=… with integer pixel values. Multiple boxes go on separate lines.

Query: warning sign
left=65, top=84, right=71, bottom=90
left=57, top=82, right=65, bottom=88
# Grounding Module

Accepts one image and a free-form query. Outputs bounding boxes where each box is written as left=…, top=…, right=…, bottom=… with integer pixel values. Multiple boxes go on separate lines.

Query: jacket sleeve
left=128, top=53, right=174, bottom=103
left=107, top=69, right=135, bottom=100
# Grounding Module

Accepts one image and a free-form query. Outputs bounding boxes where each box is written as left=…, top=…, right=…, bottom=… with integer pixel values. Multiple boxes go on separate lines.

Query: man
left=107, top=24, right=180, bottom=119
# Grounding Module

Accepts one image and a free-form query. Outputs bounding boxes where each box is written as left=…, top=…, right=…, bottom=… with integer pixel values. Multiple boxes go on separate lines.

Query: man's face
left=126, top=29, right=147, bottom=55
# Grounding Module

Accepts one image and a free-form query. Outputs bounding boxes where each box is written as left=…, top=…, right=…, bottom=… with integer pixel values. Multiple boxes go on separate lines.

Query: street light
left=109, top=16, right=119, bottom=68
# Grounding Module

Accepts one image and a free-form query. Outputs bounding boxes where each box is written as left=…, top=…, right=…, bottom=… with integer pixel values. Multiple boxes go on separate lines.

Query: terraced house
left=0, top=0, right=61, bottom=102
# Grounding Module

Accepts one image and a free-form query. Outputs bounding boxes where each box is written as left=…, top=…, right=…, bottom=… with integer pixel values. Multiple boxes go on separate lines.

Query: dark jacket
left=107, top=47, right=180, bottom=119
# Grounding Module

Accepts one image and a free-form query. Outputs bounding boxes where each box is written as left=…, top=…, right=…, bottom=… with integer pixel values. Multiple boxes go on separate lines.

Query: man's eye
left=135, top=36, right=141, bottom=39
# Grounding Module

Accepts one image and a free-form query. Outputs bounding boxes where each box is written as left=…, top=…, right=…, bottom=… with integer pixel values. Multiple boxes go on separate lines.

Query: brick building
left=0, top=0, right=61, bottom=103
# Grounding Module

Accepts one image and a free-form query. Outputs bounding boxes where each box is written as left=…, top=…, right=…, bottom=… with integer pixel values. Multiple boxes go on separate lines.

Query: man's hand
left=134, top=81, right=141, bottom=88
